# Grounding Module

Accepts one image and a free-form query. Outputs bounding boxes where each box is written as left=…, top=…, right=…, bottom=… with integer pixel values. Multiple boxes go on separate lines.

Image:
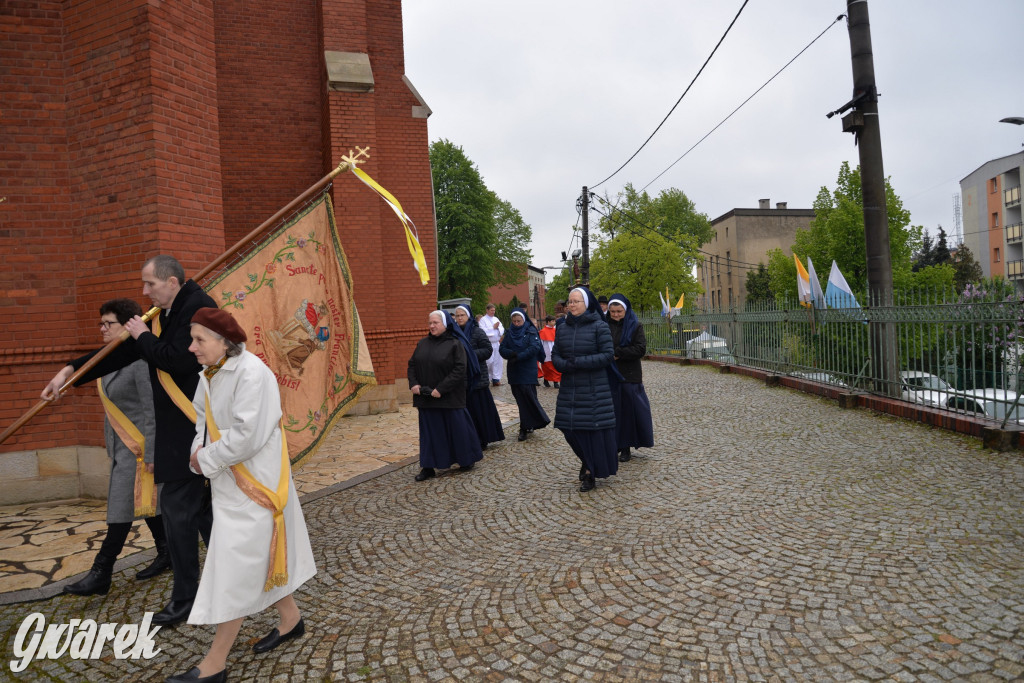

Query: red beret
left=191, top=307, right=248, bottom=344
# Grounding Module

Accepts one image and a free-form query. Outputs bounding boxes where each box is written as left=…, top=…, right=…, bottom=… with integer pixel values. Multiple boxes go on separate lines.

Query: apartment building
left=960, top=152, right=1024, bottom=291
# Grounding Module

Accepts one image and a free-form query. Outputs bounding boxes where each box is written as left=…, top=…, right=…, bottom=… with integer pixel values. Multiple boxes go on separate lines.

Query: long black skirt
left=466, top=386, right=506, bottom=446
left=613, top=382, right=654, bottom=450
left=560, top=427, right=618, bottom=479
left=417, top=407, right=484, bottom=469
left=510, top=383, right=550, bottom=431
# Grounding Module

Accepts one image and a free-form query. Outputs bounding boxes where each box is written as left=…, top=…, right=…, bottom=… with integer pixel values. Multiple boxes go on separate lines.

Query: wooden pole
left=0, top=149, right=369, bottom=446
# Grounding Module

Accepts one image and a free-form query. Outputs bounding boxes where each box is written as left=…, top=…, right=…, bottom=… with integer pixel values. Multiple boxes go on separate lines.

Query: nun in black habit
left=453, top=304, right=505, bottom=449
left=499, top=309, right=550, bottom=441
left=552, top=287, right=618, bottom=492
left=407, top=310, right=484, bottom=481
left=606, top=293, right=654, bottom=462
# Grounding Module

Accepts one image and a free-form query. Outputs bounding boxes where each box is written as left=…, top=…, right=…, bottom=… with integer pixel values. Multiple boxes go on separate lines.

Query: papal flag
left=206, top=191, right=376, bottom=468
left=825, top=260, right=861, bottom=310
left=806, top=257, right=827, bottom=310
left=794, top=254, right=812, bottom=308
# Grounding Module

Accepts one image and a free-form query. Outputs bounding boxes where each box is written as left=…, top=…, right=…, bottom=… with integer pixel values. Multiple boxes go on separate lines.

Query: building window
left=725, top=227, right=728, bottom=239
left=992, top=212, right=1000, bottom=228
left=995, top=248, right=1001, bottom=262
left=990, top=178, right=998, bottom=193
left=726, top=251, right=731, bottom=275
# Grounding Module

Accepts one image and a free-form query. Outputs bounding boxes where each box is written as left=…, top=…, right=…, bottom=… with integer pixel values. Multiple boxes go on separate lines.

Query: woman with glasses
left=61, top=298, right=169, bottom=595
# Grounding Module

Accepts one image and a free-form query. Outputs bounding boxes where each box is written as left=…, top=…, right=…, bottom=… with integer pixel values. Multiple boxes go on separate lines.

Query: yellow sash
left=204, top=392, right=290, bottom=591
left=97, top=377, right=157, bottom=518
left=151, top=315, right=198, bottom=424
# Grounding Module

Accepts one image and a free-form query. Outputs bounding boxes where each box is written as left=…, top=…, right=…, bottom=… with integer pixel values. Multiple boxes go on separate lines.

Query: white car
left=900, top=371, right=953, bottom=407
left=946, top=388, right=1024, bottom=425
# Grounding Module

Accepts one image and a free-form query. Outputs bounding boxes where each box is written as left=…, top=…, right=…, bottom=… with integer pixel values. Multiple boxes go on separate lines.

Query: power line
left=589, top=0, right=751, bottom=190
left=641, top=13, right=846, bottom=192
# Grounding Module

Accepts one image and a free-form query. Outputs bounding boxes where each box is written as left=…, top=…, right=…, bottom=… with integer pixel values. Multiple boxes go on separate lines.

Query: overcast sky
left=402, top=1, right=1024, bottom=281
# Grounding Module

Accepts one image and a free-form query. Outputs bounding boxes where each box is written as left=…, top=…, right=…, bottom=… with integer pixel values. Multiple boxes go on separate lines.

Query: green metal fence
left=640, top=286, right=1024, bottom=427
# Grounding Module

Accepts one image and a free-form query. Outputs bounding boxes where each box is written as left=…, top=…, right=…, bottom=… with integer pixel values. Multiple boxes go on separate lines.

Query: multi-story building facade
left=487, top=265, right=547, bottom=321
left=699, top=200, right=816, bottom=310
left=960, top=152, right=1024, bottom=292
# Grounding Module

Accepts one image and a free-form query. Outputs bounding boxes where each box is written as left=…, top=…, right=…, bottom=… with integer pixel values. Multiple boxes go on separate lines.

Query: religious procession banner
left=205, top=192, right=376, bottom=468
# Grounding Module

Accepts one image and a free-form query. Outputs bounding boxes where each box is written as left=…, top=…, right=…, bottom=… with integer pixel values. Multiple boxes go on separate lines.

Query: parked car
left=945, top=388, right=1024, bottom=424
left=900, top=371, right=953, bottom=407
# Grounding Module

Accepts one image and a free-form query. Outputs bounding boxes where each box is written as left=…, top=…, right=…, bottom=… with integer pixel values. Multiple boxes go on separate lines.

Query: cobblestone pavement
left=2, top=361, right=1023, bottom=682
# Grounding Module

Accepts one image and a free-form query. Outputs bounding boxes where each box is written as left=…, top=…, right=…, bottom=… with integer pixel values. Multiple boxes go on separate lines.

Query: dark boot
left=517, top=428, right=528, bottom=441
left=64, top=560, right=113, bottom=596
left=543, top=380, right=550, bottom=387
left=618, top=448, right=632, bottom=462
left=579, top=473, right=596, bottom=493
left=553, top=382, right=559, bottom=388
left=136, top=537, right=171, bottom=580
left=414, top=467, right=435, bottom=482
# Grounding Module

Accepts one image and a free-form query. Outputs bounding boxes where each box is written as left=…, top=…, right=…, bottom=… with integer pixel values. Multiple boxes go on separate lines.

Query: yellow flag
left=674, top=292, right=685, bottom=309
left=794, top=254, right=812, bottom=308
left=351, top=167, right=430, bottom=285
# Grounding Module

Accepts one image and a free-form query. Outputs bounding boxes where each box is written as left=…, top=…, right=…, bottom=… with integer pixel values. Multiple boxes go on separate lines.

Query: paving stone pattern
left=1, top=361, right=1022, bottom=681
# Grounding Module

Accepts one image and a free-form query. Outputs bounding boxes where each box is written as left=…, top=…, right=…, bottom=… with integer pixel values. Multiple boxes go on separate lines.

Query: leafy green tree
left=588, top=230, right=698, bottom=312
left=431, top=140, right=497, bottom=303
left=744, top=263, right=773, bottom=307
left=913, top=229, right=935, bottom=271
left=595, top=183, right=714, bottom=245
left=933, top=226, right=951, bottom=265
left=952, top=243, right=984, bottom=291
left=767, top=161, right=926, bottom=303
left=490, top=192, right=534, bottom=286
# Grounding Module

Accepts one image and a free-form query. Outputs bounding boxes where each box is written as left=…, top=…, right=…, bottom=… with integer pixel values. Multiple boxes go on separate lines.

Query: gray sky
left=403, top=1, right=1024, bottom=281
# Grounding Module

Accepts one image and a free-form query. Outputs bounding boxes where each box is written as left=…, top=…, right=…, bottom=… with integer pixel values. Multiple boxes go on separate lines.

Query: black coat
left=551, top=310, right=616, bottom=430
left=499, top=326, right=543, bottom=386
left=467, top=326, right=493, bottom=391
left=607, top=317, right=647, bottom=384
left=71, top=280, right=216, bottom=483
left=407, top=331, right=468, bottom=410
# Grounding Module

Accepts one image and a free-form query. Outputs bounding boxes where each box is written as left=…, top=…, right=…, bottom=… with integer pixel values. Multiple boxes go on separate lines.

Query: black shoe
left=579, top=474, right=596, bottom=492
left=480, top=442, right=488, bottom=451
left=136, top=547, right=171, bottom=580
left=152, top=599, right=194, bottom=627
left=553, top=382, right=559, bottom=388
left=517, top=429, right=528, bottom=441
left=491, top=380, right=500, bottom=386
left=63, top=567, right=112, bottom=596
left=460, top=463, right=474, bottom=471
left=579, top=465, right=587, bottom=481
left=414, top=468, right=435, bottom=482
left=543, top=380, right=550, bottom=387
left=165, top=666, right=227, bottom=682
left=618, top=449, right=632, bottom=462
left=253, top=617, right=305, bottom=654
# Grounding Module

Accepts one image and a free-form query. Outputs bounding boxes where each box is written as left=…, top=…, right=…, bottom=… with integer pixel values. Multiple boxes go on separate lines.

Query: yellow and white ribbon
left=351, top=166, right=430, bottom=285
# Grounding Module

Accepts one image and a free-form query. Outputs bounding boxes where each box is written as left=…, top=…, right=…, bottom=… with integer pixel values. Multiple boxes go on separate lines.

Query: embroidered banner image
left=206, top=192, right=376, bottom=468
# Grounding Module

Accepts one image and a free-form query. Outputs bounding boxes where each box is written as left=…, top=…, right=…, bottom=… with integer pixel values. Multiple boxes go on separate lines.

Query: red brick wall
left=0, top=0, right=434, bottom=453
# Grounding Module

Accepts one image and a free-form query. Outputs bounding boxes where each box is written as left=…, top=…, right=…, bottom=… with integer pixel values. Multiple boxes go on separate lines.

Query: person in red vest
left=538, top=315, right=561, bottom=388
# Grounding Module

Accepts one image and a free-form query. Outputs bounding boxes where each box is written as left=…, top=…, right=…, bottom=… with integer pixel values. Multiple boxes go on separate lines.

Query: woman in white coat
left=166, top=308, right=317, bottom=683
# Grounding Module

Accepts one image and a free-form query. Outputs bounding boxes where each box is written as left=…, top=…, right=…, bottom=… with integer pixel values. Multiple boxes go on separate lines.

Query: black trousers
left=159, top=475, right=213, bottom=602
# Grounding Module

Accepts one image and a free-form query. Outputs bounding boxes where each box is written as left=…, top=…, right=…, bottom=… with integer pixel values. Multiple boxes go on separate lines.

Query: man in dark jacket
left=43, top=255, right=215, bottom=626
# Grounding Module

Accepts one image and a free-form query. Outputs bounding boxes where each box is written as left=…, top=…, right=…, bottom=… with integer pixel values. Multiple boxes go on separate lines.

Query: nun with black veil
left=605, top=293, right=654, bottom=462
left=499, top=309, right=550, bottom=441
left=453, top=304, right=505, bottom=450
left=407, top=310, right=484, bottom=482
left=551, top=286, right=618, bottom=492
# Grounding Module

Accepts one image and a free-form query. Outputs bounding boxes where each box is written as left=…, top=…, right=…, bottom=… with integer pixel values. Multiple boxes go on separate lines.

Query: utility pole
left=834, top=0, right=896, bottom=394
left=580, top=186, right=590, bottom=286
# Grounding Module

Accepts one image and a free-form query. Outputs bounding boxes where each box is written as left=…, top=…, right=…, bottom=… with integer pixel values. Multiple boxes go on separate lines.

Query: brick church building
left=0, top=1, right=437, bottom=502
